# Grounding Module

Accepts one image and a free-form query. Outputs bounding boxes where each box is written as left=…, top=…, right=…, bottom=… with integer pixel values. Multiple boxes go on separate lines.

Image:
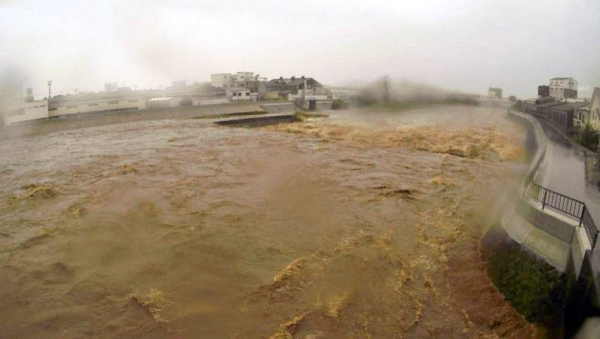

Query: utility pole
left=47, top=80, right=52, bottom=99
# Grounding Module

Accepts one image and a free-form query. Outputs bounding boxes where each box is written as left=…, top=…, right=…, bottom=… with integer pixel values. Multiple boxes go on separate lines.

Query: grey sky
left=1, top=0, right=599, bottom=99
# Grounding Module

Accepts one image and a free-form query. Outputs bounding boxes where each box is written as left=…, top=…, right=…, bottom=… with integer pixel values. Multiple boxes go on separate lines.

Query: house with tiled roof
left=264, top=76, right=325, bottom=100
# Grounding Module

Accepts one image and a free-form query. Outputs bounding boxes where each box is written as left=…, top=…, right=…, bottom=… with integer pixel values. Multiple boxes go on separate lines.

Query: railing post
left=580, top=205, right=586, bottom=227
left=542, top=189, right=547, bottom=210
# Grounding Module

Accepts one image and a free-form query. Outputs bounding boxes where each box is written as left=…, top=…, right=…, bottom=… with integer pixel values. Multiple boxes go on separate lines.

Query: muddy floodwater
left=0, top=106, right=539, bottom=337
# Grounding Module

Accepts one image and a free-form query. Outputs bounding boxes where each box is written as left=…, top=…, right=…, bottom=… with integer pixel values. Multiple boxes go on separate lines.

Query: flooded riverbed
left=0, top=106, right=538, bottom=337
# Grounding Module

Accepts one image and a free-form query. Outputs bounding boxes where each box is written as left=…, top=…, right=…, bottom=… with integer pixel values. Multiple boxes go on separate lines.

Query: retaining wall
left=504, top=110, right=588, bottom=274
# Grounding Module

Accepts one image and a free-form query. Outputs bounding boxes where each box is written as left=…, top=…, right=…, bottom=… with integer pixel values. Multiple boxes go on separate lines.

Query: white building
left=49, top=97, right=147, bottom=117
left=549, top=77, right=578, bottom=100
left=476, top=96, right=512, bottom=107
left=211, top=74, right=233, bottom=88
left=288, top=89, right=329, bottom=101
left=226, top=88, right=255, bottom=102
left=148, top=97, right=179, bottom=109
left=211, top=72, right=256, bottom=88
left=1, top=100, right=49, bottom=126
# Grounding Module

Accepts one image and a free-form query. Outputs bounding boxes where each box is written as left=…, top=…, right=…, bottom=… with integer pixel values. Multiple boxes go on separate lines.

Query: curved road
left=539, top=123, right=600, bottom=223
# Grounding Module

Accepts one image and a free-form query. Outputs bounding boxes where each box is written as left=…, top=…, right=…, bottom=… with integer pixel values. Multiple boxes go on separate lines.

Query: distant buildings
left=591, top=88, right=600, bottom=129
left=211, top=72, right=261, bottom=90
left=0, top=99, right=49, bottom=127
left=211, top=71, right=263, bottom=102
left=523, top=97, right=588, bottom=134
left=265, top=76, right=325, bottom=99
left=0, top=84, right=49, bottom=126
left=538, top=85, right=550, bottom=97
left=264, top=76, right=331, bottom=109
left=477, top=86, right=510, bottom=107
left=1, top=71, right=335, bottom=127
left=47, top=82, right=228, bottom=117
left=575, top=88, right=600, bottom=129
left=226, top=88, right=255, bottom=102
left=488, top=87, right=503, bottom=99
left=549, top=77, right=577, bottom=100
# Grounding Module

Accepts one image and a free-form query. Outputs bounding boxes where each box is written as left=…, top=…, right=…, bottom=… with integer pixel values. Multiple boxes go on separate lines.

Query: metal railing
left=523, top=181, right=598, bottom=249
left=581, top=207, right=599, bottom=249
left=524, top=182, right=585, bottom=219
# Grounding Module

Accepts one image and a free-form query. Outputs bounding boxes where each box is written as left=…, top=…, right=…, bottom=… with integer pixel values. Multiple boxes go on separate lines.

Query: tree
left=580, top=123, right=599, bottom=151
left=509, top=95, right=517, bottom=102
left=514, top=99, right=524, bottom=111
left=332, top=99, right=348, bottom=110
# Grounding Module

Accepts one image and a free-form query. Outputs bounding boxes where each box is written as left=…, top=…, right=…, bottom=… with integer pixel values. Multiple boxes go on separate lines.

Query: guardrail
left=524, top=182, right=585, bottom=219
left=581, top=207, right=599, bottom=249
left=524, top=181, right=598, bottom=249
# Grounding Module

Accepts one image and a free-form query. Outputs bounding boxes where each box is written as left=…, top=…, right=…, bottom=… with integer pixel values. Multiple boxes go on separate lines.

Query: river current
left=0, top=106, right=539, bottom=337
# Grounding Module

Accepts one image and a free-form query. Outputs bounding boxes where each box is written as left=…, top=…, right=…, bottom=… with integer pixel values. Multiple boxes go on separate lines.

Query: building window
left=108, top=101, right=118, bottom=104
left=129, top=100, right=138, bottom=103
left=68, top=105, right=77, bottom=109
left=89, top=103, right=98, bottom=107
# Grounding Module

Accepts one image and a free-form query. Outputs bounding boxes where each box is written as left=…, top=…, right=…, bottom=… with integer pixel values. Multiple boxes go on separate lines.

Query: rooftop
left=266, top=77, right=319, bottom=88
left=549, top=102, right=588, bottom=112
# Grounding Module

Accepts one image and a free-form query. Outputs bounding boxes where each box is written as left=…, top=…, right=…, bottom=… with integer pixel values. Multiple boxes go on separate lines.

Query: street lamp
left=47, top=80, right=52, bottom=99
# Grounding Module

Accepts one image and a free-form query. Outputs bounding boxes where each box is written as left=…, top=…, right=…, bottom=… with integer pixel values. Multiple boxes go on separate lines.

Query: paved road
left=539, top=123, right=600, bottom=222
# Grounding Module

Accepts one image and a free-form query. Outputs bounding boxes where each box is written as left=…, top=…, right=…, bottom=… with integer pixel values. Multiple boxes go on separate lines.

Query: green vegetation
left=483, top=230, right=568, bottom=325
left=514, top=99, right=524, bottom=111
left=570, top=123, right=599, bottom=152
left=331, top=99, right=349, bottom=110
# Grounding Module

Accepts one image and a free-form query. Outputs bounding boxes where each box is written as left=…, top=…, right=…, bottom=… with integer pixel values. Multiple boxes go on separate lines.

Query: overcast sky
left=1, top=0, right=599, bottom=99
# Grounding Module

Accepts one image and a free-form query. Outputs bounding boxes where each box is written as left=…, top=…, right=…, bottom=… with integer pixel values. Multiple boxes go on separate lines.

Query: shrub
left=331, top=99, right=349, bottom=110
left=580, top=123, right=599, bottom=151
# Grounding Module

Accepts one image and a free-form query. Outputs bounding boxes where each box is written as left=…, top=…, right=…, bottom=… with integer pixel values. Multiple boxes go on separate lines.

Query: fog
left=1, top=0, right=599, bottom=99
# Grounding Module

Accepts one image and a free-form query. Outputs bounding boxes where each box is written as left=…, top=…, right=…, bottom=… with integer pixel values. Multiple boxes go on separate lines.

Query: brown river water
left=0, top=106, right=539, bottom=338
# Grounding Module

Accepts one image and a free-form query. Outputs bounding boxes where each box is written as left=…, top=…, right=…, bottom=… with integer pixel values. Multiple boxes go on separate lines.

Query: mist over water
left=0, top=106, right=541, bottom=337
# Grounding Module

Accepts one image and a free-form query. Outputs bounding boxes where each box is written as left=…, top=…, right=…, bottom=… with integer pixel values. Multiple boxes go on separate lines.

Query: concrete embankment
left=213, top=113, right=300, bottom=127
left=493, top=109, right=600, bottom=334
left=501, top=110, right=584, bottom=272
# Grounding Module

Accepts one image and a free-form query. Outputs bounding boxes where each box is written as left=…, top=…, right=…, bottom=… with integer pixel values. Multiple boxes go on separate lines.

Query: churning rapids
left=0, top=106, right=539, bottom=337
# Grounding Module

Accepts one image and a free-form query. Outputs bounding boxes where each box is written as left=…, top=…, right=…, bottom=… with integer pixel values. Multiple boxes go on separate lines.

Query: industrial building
left=211, top=72, right=262, bottom=90
left=1, top=100, right=49, bottom=126
left=47, top=82, right=228, bottom=118
left=549, top=77, right=578, bottom=100
left=488, top=87, right=503, bottom=99
left=49, top=96, right=147, bottom=117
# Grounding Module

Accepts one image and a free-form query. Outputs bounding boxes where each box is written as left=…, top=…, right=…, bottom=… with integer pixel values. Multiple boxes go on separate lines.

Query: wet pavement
left=539, top=123, right=600, bottom=223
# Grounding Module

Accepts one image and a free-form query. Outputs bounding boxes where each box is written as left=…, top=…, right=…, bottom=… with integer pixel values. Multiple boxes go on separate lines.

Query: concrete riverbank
left=500, top=109, right=600, bottom=334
